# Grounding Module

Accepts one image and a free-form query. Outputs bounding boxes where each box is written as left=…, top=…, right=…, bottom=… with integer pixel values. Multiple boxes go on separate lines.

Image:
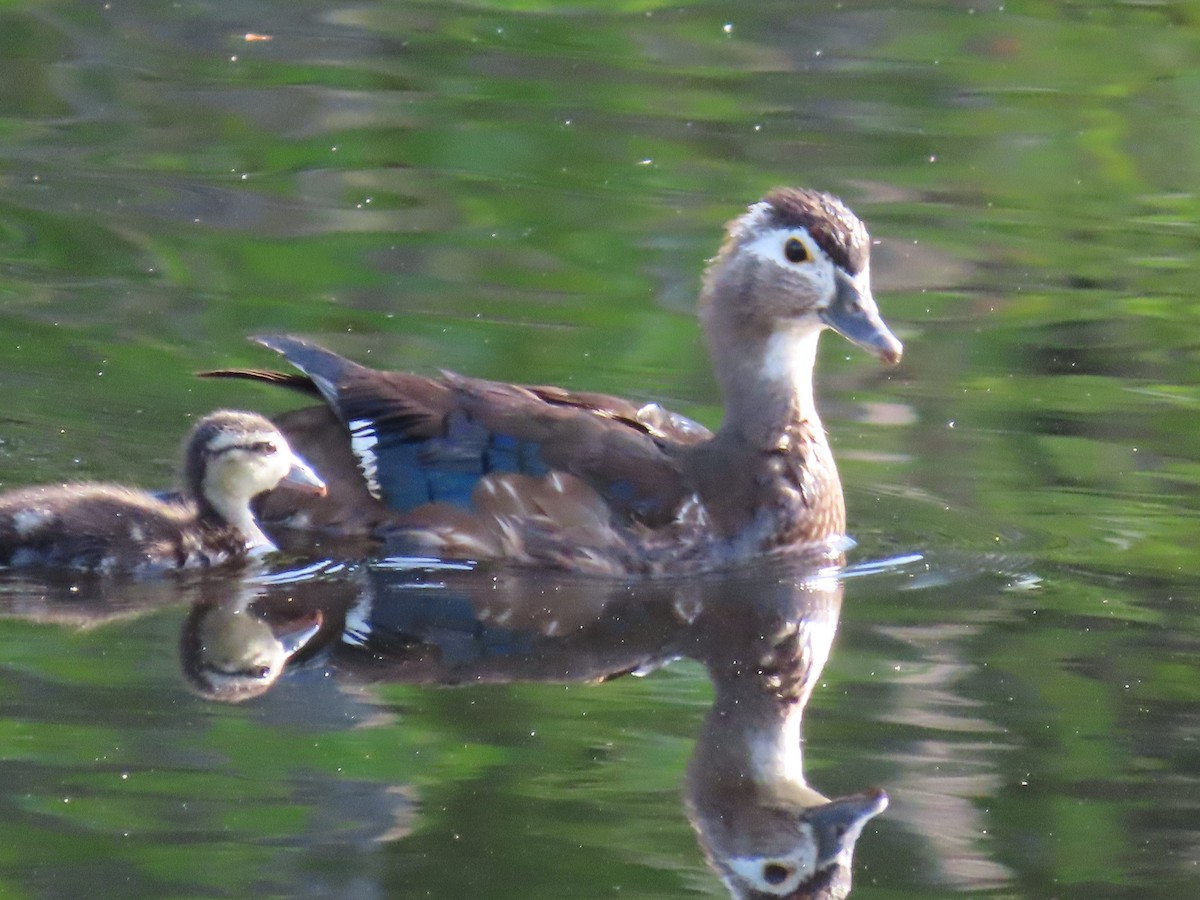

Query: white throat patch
left=761, top=325, right=822, bottom=392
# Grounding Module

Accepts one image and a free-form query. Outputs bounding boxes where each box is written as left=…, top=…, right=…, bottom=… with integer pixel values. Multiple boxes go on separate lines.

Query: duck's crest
left=759, top=187, right=870, bottom=275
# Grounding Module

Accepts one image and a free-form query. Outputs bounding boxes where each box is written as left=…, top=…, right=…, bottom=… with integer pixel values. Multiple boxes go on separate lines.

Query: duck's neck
left=686, top=664, right=822, bottom=816
left=706, top=316, right=825, bottom=447
left=692, top=292, right=847, bottom=546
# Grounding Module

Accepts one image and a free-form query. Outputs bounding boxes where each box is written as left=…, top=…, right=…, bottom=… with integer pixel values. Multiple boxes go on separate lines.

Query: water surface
left=1, top=1, right=1198, bottom=897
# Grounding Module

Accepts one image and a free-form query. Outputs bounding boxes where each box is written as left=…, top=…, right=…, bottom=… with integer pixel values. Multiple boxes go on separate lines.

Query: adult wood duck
left=206, top=188, right=902, bottom=575
left=0, top=411, right=326, bottom=573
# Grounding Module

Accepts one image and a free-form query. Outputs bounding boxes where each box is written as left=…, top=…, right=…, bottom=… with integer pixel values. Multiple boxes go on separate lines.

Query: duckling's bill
left=280, top=454, right=327, bottom=496
left=276, top=609, right=324, bottom=656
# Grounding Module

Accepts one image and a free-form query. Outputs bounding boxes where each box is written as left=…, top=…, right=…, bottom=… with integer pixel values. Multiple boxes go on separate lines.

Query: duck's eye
left=784, top=237, right=809, bottom=264
left=250, top=441, right=278, bottom=455
left=762, top=863, right=792, bottom=885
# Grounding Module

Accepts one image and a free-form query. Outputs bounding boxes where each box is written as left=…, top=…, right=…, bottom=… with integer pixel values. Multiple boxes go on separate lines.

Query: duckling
left=0, top=410, right=326, bottom=573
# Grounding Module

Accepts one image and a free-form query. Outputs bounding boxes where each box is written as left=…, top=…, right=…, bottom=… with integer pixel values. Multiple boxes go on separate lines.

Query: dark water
left=1, top=1, right=1199, bottom=897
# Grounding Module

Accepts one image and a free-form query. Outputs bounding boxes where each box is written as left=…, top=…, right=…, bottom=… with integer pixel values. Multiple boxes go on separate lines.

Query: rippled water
left=1, top=1, right=1198, bottom=897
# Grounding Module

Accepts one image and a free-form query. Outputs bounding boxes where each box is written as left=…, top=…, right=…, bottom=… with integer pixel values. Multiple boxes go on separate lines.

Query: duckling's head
left=700, top=188, right=902, bottom=366
left=184, top=411, right=326, bottom=522
left=180, top=597, right=323, bottom=703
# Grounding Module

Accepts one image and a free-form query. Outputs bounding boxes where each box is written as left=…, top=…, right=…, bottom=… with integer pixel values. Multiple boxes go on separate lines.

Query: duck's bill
left=821, top=269, right=903, bottom=364
left=807, top=788, right=890, bottom=867
left=282, top=456, right=327, bottom=496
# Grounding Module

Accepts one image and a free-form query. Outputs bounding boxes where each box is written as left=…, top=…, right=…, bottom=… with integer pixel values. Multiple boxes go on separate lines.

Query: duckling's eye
left=762, top=863, right=792, bottom=885
left=249, top=441, right=278, bottom=455
left=784, top=237, right=809, bottom=264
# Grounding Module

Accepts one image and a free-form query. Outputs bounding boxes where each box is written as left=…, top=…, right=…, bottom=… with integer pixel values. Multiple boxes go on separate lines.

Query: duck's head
left=185, top=410, right=326, bottom=517
left=701, top=188, right=902, bottom=366
left=691, top=777, right=888, bottom=897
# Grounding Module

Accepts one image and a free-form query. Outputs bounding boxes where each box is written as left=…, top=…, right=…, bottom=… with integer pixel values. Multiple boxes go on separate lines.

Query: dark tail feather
left=251, top=335, right=364, bottom=388
left=196, top=368, right=323, bottom=399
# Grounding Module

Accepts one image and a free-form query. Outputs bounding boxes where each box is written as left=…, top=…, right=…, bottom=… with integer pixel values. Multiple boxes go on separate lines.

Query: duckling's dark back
left=0, top=410, right=323, bottom=574
left=0, top=483, right=244, bottom=572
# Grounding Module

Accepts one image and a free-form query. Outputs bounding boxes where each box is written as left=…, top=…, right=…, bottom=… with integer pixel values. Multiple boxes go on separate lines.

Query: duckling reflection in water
left=0, top=411, right=325, bottom=574
left=181, top=588, right=325, bottom=703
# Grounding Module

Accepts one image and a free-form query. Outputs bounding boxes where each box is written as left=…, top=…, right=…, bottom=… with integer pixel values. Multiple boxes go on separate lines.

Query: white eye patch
left=740, top=227, right=837, bottom=307
left=725, top=825, right=818, bottom=895
left=743, top=227, right=820, bottom=269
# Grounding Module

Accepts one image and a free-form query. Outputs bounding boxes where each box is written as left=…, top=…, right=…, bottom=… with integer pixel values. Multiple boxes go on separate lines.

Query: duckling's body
left=0, top=411, right=325, bottom=574
left=0, top=484, right=251, bottom=571
left=206, top=189, right=902, bottom=575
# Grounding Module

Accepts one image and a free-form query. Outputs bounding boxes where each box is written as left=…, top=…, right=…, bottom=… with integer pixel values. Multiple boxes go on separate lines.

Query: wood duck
left=206, top=188, right=902, bottom=575
left=0, top=410, right=326, bottom=573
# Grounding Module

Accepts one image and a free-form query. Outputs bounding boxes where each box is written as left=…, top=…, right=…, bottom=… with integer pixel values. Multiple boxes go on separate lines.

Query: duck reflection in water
left=683, top=565, right=886, bottom=899
left=186, top=552, right=887, bottom=899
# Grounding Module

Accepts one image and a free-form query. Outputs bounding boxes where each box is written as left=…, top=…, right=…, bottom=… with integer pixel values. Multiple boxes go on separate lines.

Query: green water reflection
left=0, top=0, right=1198, bottom=897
